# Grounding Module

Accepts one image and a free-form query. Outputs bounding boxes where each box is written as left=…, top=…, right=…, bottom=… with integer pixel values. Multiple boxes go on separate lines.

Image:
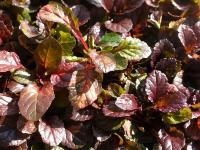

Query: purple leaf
left=115, top=94, right=139, bottom=111
left=178, top=24, right=197, bottom=53
left=71, top=5, right=90, bottom=26
left=38, top=116, right=65, bottom=146
left=157, top=128, right=185, bottom=150
left=50, top=61, right=84, bottom=88
left=105, top=18, right=133, bottom=33
left=154, top=91, right=187, bottom=112
left=145, top=70, right=168, bottom=102
left=151, top=39, right=176, bottom=67
left=70, top=107, right=95, bottom=121
left=103, top=101, right=135, bottom=117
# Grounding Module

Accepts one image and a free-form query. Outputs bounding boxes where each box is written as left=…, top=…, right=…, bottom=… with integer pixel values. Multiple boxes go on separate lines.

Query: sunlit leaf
left=88, top=50, right=116, bottom=73
left=157, top=128, right=185, bottom=150
left=163, top=107, right=192, bottom=124
left=145, top=70, right=168, bottom=102
left=38, top=116, right=65, bottom=146
left=0, top=51, right=22, bottom=73
left=68, top=64, right=102, bottom=109
left=34, top=36, right=62, bottom=73
left=18, top=82, right=55, bottom=121
left=114, top=37, right=151, bottom=61
left=105, top=18, right=133, bottom=33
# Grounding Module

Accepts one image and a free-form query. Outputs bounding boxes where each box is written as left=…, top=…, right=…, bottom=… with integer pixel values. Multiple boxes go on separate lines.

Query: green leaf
left=113, top=37, right=152, bottom=61
left=99, top=32, right=122, bottom=51
left=162, top=107, right=192, bottom=124
left=12, top=69, right=32, bottom=85
left=58, top=31, right=76, bottom=56
left=34, top=36, right=62, bottom=73
left=114, top=53, right=128, bottom=70
left=108, top=83, right=125, bottom=98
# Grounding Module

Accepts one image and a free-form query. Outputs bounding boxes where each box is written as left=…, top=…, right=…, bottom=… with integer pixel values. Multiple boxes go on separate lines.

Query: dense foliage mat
left=0, top=0, right=200, bottom=149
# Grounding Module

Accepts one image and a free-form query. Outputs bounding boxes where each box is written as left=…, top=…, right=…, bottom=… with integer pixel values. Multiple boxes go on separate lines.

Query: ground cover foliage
left=0, top=0, right=200, bottom=149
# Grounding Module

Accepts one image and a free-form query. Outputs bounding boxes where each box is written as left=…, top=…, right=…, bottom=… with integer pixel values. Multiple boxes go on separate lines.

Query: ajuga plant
left=0, top=0, right=200, bottom=150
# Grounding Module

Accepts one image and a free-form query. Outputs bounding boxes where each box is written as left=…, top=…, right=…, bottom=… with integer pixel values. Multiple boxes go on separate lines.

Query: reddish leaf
left=178, top=24, right=197, bottom=53
left=0, top=93, right=18, bottom=116
left=103, top=101, right=136, bottom=117
left=101, top=0, right=144, bottom=14
left=18, top=82, right=55, bottom=121
left=173, top=71, right=190, bottom=98
left=38, top=116, right=65, bottom=146
left=71, top=5, right=90, bottom=26
left=50, top=61, right=84, bottom=88
left=70, top=107, right=95, bottom=121
left=68, top=64, right=102, bottom=110
left=37, top=2, right=88, bottom=49
left=7, top=81, right=25, bottom=94
left=154, top=91, right=187, bottom=112
left=193, top=21, right=200, bottom=47
left=157, top=128, right=185, bottom=150
left=105, top=18, right=133, bottom=33
left=88, top=51, right=116, bottom=73
left=0, top=51, right=22, bottom=73
left=115, top=94, right=139, bottom=111
left=145, top=70, right=168, bottom=102
left=17, top=116, right=37, bottom=134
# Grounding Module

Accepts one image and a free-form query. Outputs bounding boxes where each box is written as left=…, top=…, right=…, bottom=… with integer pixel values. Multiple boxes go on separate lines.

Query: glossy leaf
left=114, top=37, right=152, bottom=61
left=115, top=94, right=139, bottom=111
left=38, top=116, right=65, bottom=146
left=0, top=51, right=22, bottom=73
left=18, top=82, right=55, bottom=121
left=145, top=70, right=168, bottom=102
left=178, top=24, right=197, bottom=53
left=99, top=32, right=122, bottom=50
left=68, top=64, right=102, bottom=109
left=88, top=51, right=116, bottom=73
left=105, top=18, right=133, bottom=33
left=34, top=36, right=62, bottom=73
left=71, top=5, right=90, bottom=26
left=157, top=128, right=185, bottom=150
left=37, top=2, right=88, bottom=49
